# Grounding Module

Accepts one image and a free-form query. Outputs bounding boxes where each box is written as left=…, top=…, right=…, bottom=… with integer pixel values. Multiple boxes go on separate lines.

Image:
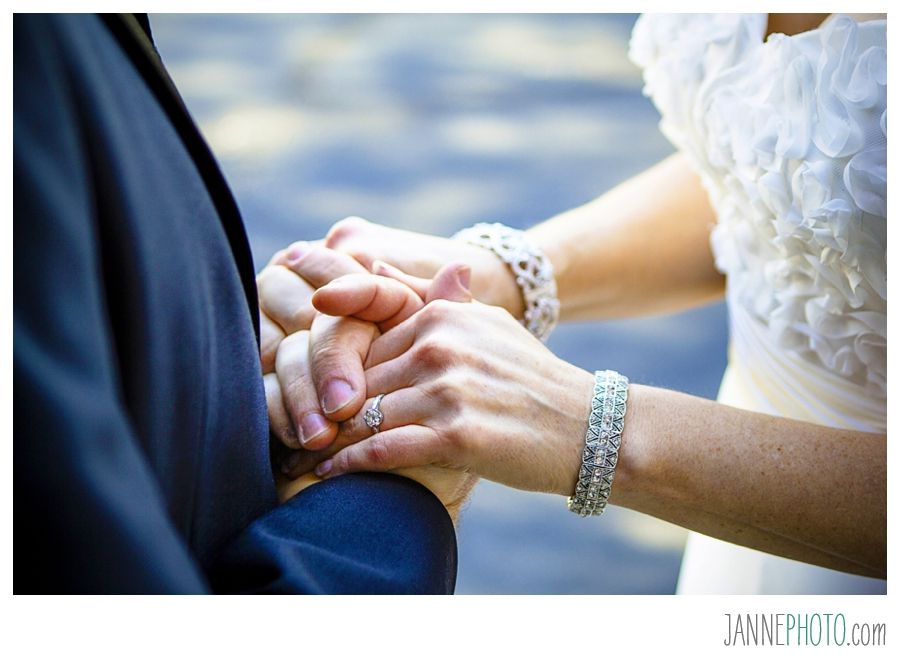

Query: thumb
left=426, top=262, right=472, bottom=303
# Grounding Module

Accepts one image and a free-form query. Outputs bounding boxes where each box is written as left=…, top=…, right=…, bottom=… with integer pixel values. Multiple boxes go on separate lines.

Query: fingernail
left=285, top=242, right=309, bottom=264
left=299, top=412, right=329, bottom=446
left=322, top=379, right=354, bottom=414
left=456, top=265, right=471, bottom=289
left=281, top=451, right=302, bottom=475
left=315, top=459, right=333, bottom=477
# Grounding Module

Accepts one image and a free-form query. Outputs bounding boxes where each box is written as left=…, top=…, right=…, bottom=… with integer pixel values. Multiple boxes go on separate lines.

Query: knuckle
left=413, top=335, right=452, bottom=370
left=332, top=452, right=350, bottom=475
left=343, top=247, right=373, bottom=269
left=301, top=245, right=337, bottom=268
left=274, top=241, right=310, bottom=266
left=267, top=248, right=287, bottom=267
left=286, top=245, right=332, bottom=279
left=422, top=378, right=444, bottom=402
left=257, top=266, right=316, bottom=331
left=435, top=370, right=470, bottom=413
left=492, top=305, right=517, bottom=326
left=275, top=331, right=310, bottom=366
left=340, top=413, right=364, bottom=440
left=284, top=240, right=308, bottom=256
left=325, top=216, right=369, bottom=247
left=420, top=298, right=454, bottom=324
left=364, top=436, right=390, bottom=468
left=441, top=418, right=467, bottom=454
left=284, top=303, right=315, bottom=332
left=255, top=265, right=280, bottom=290
left=260, top=340, right=282, bottom=375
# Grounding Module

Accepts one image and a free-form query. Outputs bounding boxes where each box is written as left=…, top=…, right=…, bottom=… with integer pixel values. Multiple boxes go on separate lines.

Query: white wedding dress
left=629, top=14, right=887, bottom=594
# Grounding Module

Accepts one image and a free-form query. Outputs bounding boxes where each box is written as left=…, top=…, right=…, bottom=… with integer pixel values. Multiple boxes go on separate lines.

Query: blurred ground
left=152, top=13, right=729, bottom=594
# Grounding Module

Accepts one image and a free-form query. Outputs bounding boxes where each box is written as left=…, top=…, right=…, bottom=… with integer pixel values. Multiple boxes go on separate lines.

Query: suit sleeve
left=13, top=17, right=210, bottom=594
left=209, top=473, right=457, bottom=594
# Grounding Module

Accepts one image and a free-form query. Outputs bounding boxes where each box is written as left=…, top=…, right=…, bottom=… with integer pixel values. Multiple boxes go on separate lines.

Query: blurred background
left=152, top=13, right=729, bottom=594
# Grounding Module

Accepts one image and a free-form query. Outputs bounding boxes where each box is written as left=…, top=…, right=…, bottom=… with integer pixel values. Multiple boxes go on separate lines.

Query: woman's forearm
left=609, top=384, right=886, bottom=578
left=305, top=286, right=885, bottom=576
left=527, top=153, right=726, bottom=321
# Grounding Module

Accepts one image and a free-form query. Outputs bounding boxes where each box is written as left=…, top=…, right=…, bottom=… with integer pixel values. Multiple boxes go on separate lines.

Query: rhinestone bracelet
left=567, top=370, right=629, bottom=517
left=451, top=222, right=559, bottom=342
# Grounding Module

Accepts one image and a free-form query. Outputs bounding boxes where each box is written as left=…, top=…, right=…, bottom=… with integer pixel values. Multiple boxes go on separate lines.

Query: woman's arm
left=306, top=294, right=885, bottom=579
left=322, top=153, right=724, bottom=322
left=527, top=153, right=724, bottom=320
left=616, top=385, right=886, bottom=578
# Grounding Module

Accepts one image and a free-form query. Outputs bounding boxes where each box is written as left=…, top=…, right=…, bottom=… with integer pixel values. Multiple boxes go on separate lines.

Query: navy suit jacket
left=13, top=13, right=457, bottom=594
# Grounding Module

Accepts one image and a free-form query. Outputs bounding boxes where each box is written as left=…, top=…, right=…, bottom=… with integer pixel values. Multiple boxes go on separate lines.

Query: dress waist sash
left=720, top=302, right=885, bottom=433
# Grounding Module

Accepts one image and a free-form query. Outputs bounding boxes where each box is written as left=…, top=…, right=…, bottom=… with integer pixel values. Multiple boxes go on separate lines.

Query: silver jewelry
left=567, top=370, right=629, bottom=517
left=452, top=222, right=559, bottom=342
left=364, top=394, right=386, bottom=434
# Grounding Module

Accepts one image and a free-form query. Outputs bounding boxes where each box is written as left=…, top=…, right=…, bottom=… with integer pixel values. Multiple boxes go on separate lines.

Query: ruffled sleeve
left=628, top=14, right=886, bottom=397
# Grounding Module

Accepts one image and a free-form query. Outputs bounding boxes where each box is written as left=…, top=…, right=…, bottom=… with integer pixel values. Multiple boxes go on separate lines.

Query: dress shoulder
left=629, top=14, right=887, bottom=395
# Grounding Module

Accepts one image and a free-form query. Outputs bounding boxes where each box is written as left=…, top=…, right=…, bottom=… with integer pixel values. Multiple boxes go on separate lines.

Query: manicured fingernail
left=299, top=412, right=329, bottom=446
left=285, top=242, right=309, bottom=263
left=322, top=379, right=354, bottom=414
left=315, top=459, right=333, bottom=477
left=281, top=451, right=302, bottom=475
left=456, top=265, right=471, bottom=289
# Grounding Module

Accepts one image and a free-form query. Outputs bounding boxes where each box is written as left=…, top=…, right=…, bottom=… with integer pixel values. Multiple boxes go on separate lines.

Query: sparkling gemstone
left=364, top=408, right=384, bottom=428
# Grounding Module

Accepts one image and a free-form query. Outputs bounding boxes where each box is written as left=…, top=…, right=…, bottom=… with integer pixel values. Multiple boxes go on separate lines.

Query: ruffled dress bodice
left=629, top=14, right=887, bottom=593
left=631, top=13, right=886, bottom=414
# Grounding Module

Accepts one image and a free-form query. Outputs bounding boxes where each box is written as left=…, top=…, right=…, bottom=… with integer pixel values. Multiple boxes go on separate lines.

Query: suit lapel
left=100, top=13, right=261, bottom=343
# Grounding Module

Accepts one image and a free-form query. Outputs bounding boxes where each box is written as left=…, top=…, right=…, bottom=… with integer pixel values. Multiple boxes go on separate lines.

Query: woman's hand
left=310, top=287, right=595, bottom=496
left=272, top=263, right=482, bottom=518
left=304, top=272, right=886, bottom=576
left=324, top=216, right=524, bottom=318
left=255, top=227, right=523, bottom=453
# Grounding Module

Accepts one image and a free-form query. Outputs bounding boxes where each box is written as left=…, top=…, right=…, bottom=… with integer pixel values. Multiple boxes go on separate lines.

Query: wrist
left=550, top=365, right=597, bottom=497
left=565, top=369, right=630, bottom=517
left=452, top=222, right=560, bottom=341
left=472, top=251, right=526, bottom=318
left=606, top=383, right=653, bottom=510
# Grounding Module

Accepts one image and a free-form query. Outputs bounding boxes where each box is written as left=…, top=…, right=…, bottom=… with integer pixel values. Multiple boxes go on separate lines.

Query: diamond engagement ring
left=364, top=394, right=386, bottom=434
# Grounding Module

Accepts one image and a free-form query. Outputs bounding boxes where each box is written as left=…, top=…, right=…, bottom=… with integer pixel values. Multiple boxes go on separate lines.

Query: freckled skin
left=263, top=160, right=885, bottom=577
left=256, top=15, right=885, bottom=574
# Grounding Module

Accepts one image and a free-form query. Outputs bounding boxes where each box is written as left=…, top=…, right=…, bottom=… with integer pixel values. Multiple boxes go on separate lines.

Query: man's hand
left=271, top=262, right=478, bottom=517
left=257, top=239, right=479, bottom=452
left=269, top=261, right=473, bottom=455
left=256, top=243, right=371, bottom=449
left=254, top=220, right=516, bottom=515
left=256, top=241, right=369, bottom=373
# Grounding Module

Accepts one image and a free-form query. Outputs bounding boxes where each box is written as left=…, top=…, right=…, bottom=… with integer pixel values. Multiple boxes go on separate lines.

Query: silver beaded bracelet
left=451, top=222, right=560, bottom=342
left=567, top=370, right=629, bottom=517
